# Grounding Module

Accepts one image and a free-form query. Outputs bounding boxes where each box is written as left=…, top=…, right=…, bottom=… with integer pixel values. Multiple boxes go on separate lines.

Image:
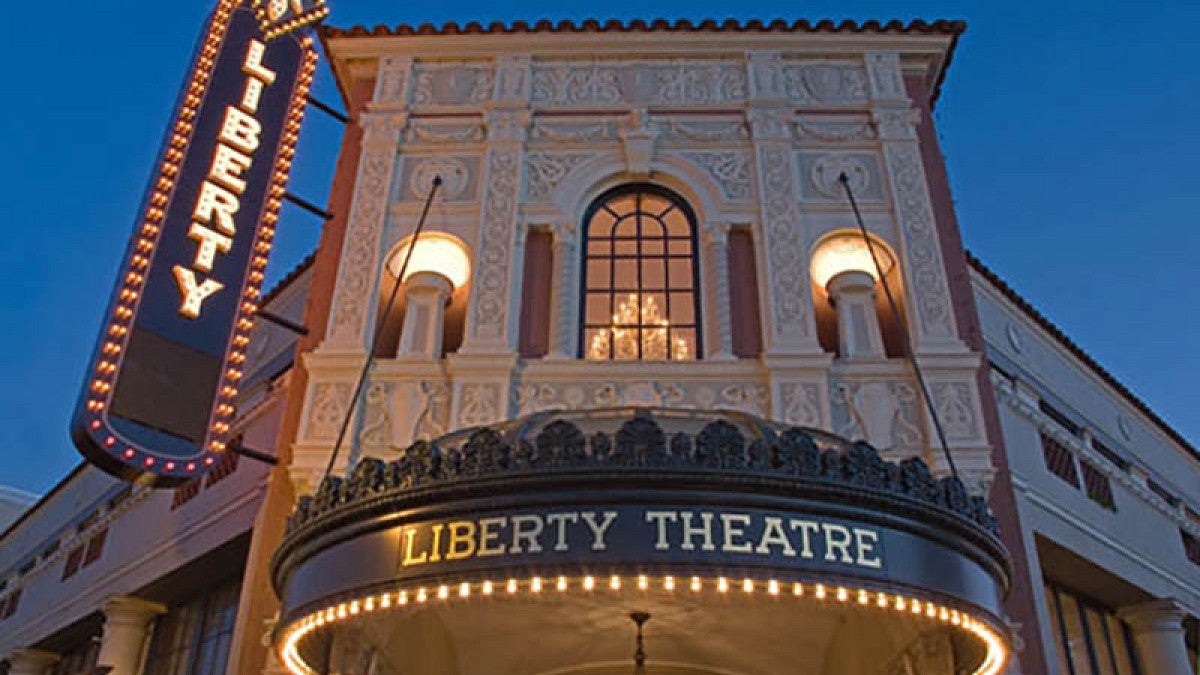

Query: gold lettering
left=477, top=517, right=506, bottom=557
left=789, top=519, right=821, bottom=559
left=187, top=223, right=233, bottom=272
left=545, top=513, right=578, bottom=552
left=644, top=511, right=677, bottom=551
left=172, top=266, right=223, bottom=318
left=445, top=521, right=477, bottom=560
left=580, top=511, right=617, bottom=551
left=754, top=516, right=796, bottom=556
left=401, top=527, right=428, bottom=566
left=822, top=523, right=855, bottom=564
left=854, top=528, right=883, bottom=568
left=428, top=524, right=444, bottom=562
left=720, top=513, right=753, bottom=553
left=509, top=515, right=544, bottom=554
left=679, top=511, right=715, bottom=551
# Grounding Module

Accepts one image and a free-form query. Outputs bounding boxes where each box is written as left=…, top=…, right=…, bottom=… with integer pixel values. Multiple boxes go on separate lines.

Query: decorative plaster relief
left=1117, top=414, right=1134, bottom=442
left=530, top=61, right=747, bottom=107
left=676, top=151, right=753, bottom=201
left=658, top=119, right=748, bottom=144
left=376, top=56, right=413, bottom=104
left=400, top=156, right=476, bottom=202
left=514, top=381, right=770, bottom=417
left=831, top=381, right=923, bottom=452
left=881, top=143, right=958, bottom=343
left=403, top=120, right=485, bottom=144
left=524, top=152, right=595, bottom=202
left=411, top=63, right=495, bottom=106
left=795, top=116, right=877, bottom=143
left=865, top=52, right=906, bottom=102
left=458, top=383, right=502, bottom=427
left=306, top=382, right=352, bottom=442
left=779, top=382, right=823, bottom=427
left=469, top=141, right=524, bottom=344
left=930, top=382, right=980, bottom=442
left=748, top=115, right=814, bottom=346
left=357, top=382, right=392, bottom=450
left=799, top=151, right=884, bottom=202
left=1005, top=323, right=1024, bottom=354
left=530, top=119, right=620, bottom=143
left=778, top=62, right=868, bottom=105
left=327, top=140, right=396, bottom=347
left=414, top=381, right=451, bottom=441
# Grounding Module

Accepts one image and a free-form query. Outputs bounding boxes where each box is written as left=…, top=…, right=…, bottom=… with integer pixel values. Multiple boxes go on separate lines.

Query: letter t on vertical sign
left=70, top=0, right=318, bottom=486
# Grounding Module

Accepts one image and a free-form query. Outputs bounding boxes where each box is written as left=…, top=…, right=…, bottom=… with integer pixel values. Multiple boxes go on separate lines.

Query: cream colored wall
left=294, top=33, right=995, bottom=502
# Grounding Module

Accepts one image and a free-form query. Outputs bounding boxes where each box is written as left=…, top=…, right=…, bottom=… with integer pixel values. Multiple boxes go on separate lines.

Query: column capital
left=1118, top=598, right=1188, bottom=633
left=103, top=595, right=166, bottom=627
left=5, top=648, right=61, bottom=675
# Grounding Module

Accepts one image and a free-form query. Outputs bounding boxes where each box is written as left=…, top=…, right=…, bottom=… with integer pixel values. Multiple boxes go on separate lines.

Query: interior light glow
left=810, top=232, right=895, bottom=289
left=386, top=233, right=472, bottom=290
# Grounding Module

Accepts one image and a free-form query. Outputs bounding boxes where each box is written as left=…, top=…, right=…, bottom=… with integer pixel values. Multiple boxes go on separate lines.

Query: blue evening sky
left=0, top=1, right=1196, bottom=495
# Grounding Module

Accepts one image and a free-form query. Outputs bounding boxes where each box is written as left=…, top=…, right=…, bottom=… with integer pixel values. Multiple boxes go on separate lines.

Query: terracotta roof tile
left=968, top=251, right=1198, bottom=461
left=322, top=18, right=966, bottom=39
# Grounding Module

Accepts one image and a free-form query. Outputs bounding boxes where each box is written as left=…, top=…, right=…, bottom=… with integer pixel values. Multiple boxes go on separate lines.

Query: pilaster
left=5, top=649, right=61, bottom=675
left=703, top=223, right=735, bottom=360
left=546, top=221, right=581, bottom=360
left=1117, top=598, right=1194, bottom=675
left=322, top=111, right=406, bottom=353
left=97, top=595, right=165, bottom=675
left=867, top=51, right=964, bottom=355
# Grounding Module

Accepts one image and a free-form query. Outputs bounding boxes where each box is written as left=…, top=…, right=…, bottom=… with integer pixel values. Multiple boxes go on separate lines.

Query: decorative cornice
left=992, top=375, right=1200, bottom=538
left=286, top=407, right=1001, bottom=541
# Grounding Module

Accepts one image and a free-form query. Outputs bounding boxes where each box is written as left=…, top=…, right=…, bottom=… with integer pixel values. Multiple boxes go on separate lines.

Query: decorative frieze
left=398, top=155, right=477, bottom=202
left=530, top=60, right=747, bottom=107
left=530, top=118, right=620, bottom=143
left=676, top=151, right=753, bottom=201
left=796, top=115, right=877, bottom=143
left=375, top=56, right=413, bottom=105
left=512, top=380, right=772, bottom=417
left=778, top=61, right=869, bottom=106
left=524, top=152, right=595, bottom=202
left=658, top=119, right=748, bottom=144
left=778, top=381, right=824, bottom=428
left=865, top=52, right=907, bottom=103
left=800, top=151, right=884, bottom=202
left=402, top=119, right=485, bottom=145
left=831, top=381, right=924, bottom=454
left=411, top=63, right=495, bottom=106
left=304, top=382, right=352, bottom=442
left=325, top=115, right=402, bottom=350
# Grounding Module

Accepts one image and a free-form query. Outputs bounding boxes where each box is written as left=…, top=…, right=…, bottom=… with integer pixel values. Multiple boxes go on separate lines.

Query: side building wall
left=972, top=261, right=1200, bottom=675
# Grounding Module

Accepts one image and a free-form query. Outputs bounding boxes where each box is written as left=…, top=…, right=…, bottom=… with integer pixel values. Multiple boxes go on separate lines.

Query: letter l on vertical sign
left=70, top=0, right=318, bottom=486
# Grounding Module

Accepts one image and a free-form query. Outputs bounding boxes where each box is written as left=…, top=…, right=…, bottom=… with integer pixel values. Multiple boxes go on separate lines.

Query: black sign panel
left=71, top=0, right=317, bottom=486
left=280, top=503, right=1005, bottom=619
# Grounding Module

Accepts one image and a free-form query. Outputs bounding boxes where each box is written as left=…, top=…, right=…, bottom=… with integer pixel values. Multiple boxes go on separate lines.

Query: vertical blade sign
left=71, top=0, right=318, bottom=486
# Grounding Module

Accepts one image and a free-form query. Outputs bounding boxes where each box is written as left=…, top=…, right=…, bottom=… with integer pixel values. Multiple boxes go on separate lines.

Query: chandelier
left=588, top=294, right=690, bottom=360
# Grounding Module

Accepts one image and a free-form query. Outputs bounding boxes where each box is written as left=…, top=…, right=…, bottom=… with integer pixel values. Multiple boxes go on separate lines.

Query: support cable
left=321, top=176, right=442, bottom=479
left=837, top=173, right=960, bottom=480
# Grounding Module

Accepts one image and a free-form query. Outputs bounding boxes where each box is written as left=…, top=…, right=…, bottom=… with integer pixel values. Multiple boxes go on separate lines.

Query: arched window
left=580, top=184, right=701, bottom=360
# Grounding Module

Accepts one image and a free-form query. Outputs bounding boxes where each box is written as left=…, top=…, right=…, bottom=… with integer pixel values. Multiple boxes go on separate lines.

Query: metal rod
left=256, top=308, right=309, bottom=336
left=838, top=173, right=960, bottom=480
left=307, top=95, right=349, bottom=124
left=284, top=191, right=334, bottom=221
left=321, top=176, right=443, bottom=479
left=228, top=443, right=279, bottom=466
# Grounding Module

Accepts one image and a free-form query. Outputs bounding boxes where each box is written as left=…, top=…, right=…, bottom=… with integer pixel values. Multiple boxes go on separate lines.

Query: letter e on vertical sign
left=70, top=0, right=320, bottom=486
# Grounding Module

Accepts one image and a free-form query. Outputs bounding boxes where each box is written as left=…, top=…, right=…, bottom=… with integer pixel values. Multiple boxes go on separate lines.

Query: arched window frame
left=578, top=184, right=704, bottom=361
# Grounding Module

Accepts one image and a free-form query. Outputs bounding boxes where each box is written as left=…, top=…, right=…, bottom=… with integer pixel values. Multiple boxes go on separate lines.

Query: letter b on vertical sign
left=71, top=0, right=317, bottom=486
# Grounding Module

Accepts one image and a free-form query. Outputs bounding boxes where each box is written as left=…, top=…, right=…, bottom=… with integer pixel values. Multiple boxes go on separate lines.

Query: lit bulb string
left=83, top=1, right=319, bottom=474
left=321, top=176, right=443, bottom=479
left=277, top=573, right=1007, bottom=675
left=837, top=173, right=959, bottom=480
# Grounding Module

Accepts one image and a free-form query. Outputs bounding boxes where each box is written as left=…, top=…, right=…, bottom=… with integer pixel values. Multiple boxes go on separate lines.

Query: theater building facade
left=269, top=19, right=1014, bottom=675
left=1, top=15, right=1198, bottom=675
